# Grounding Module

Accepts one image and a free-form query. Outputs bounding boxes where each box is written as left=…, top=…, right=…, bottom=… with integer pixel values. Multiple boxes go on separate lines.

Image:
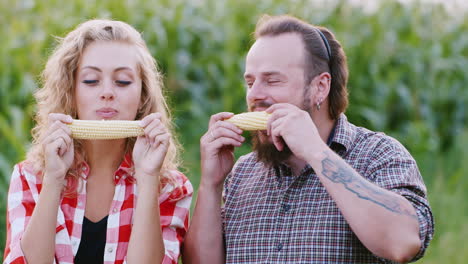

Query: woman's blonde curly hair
left=27, top=19, right=181, bottom=195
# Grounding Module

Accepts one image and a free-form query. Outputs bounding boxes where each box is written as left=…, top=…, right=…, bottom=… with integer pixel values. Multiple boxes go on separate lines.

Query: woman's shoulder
left=159, top=170, right=193, bottom=202
left=8, top=160, right=43, bottom=197
left=12, top=160, right=42, bottom=181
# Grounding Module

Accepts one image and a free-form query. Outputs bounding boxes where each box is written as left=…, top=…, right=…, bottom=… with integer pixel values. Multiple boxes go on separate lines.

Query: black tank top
left=74, top=215, right=108, bottom=264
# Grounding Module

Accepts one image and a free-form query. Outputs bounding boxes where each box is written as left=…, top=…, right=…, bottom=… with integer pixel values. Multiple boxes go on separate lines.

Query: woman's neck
left=84, top=139, right=127, bottom=173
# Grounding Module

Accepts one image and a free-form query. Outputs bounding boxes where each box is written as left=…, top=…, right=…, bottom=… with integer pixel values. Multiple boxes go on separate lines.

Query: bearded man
left=183, top=14, right=434, bottom=264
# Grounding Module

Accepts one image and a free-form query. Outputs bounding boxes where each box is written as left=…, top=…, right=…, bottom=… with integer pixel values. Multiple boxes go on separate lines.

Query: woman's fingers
left=151, top=132, right=170, bottom=149
left=48, top=113, right=73, bottom=124
left=139, top=113, right=169, bottom=146
left=140, top=112, right=162, bottom=127
left=43, top=124, right=72, bottom=149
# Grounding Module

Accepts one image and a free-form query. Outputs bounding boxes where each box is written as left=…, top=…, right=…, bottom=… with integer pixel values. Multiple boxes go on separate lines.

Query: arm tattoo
left=321, top=153, right=418, bottom=220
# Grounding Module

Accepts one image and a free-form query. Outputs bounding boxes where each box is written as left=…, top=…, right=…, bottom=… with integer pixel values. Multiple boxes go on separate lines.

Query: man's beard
left=251, top=131, right=292, bottom=168
left=249, top=86, right=312, bottom=168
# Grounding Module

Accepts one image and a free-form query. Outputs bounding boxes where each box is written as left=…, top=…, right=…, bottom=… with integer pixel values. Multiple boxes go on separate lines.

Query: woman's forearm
left=127, top=175, right=165, bottom=264
left=21, top=176, right=63, bottom=263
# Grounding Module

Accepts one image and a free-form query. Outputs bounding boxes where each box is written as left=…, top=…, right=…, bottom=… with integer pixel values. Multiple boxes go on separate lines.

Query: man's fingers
left=209, top=112, right=235, bottom=127
left=210, top=137, right=243, bottom=150
left=265, top=103, right=297, bottom=114
left=208, top=126, right=244, bottom=143
left=270, top=116, right=287, bottom=151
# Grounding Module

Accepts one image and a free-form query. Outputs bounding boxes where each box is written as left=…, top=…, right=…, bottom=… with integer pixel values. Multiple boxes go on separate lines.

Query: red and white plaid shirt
left=4, top=153, right=193, bottom=264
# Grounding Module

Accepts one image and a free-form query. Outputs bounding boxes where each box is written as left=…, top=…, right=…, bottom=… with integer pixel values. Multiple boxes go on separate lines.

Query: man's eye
left=83, top=80, right=98, bottom=84
left=267, top=80, right=280, bottom=84
left=116, top=80, right=132, bottom=86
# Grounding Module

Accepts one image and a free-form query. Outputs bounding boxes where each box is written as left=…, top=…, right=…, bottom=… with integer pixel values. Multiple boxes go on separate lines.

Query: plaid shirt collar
left=274, top=113, right=352, bottom=178
left=329, top=113, right=355, bottom=154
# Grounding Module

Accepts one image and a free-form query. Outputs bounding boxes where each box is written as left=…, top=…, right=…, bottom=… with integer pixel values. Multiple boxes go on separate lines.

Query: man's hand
left=266, top=103, right=325, bottom=161
left=200, top=112, right=245, bottom=189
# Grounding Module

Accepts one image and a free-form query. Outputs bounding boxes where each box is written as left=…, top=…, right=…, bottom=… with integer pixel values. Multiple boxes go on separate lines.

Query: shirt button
left=81, top=167, right=86, bottom=171
left=113, top=207, right=118, bottom=213
left=115, top=175, right=120, bottom=180
left=107, top=246, right=113, bottom=253
left=276, top=242, right=283, bottom=251
left=283, top=204, right=291, bottom=212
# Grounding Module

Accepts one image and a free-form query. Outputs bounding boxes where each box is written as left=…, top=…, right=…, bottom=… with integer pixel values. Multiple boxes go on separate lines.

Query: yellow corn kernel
left=67, top=120, right=144, bottom=140
left=225, top=111, right=271, bottom=130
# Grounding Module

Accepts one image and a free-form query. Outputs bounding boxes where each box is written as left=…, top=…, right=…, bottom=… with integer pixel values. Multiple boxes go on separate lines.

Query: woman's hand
left=42, top=113, right=74, bottom=187
left=133, top=113, right=170, bottom=183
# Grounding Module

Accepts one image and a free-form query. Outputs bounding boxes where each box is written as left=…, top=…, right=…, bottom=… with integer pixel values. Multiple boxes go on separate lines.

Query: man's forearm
left=307, top=148, right=421, bottom=262
left=183, top=183, right=225, bottom=264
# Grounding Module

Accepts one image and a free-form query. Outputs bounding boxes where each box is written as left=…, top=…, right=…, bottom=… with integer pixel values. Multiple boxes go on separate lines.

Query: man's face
left=244, top=33, right=311, bottom=166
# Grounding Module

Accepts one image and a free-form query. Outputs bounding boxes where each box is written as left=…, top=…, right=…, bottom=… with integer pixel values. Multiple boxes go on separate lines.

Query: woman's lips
left=96, top=108, right=118, bottom=118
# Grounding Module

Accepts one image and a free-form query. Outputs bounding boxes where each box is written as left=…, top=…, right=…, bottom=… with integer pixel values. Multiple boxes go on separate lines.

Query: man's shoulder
left=348, top=121, right=412, bottom=158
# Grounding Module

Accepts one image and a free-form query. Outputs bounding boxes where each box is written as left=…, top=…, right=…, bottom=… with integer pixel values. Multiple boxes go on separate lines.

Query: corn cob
left=225, top=111, right=271, bottom=130
left=67, top=120, right=144, bottom=139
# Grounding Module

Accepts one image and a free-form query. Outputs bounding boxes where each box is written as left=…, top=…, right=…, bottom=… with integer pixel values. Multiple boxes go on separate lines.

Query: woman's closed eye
left=83, top=80, right=98, bottom=85
left=116, top=80, right=132, bottom=86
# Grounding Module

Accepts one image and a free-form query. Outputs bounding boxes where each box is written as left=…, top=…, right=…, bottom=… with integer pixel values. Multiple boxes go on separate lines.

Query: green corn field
left=1, top=0, right=467, bottom=262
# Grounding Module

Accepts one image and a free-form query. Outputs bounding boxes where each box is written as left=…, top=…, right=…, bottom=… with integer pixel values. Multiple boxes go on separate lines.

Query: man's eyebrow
left=244, top=71, right=285, bottom=79
left=261, top=71, right=283, bottom=77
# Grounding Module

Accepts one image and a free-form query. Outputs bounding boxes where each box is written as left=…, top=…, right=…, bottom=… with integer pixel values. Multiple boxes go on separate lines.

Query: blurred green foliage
left=1, top=0, right=467, bottom=262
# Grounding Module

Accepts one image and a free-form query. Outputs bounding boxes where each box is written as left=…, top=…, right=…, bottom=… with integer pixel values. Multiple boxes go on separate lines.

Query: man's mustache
left=249, top=101, right=273, bottom=111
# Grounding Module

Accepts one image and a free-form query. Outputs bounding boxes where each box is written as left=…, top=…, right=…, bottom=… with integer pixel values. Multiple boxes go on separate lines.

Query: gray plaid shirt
left=222, top=114, right=434, bottom=263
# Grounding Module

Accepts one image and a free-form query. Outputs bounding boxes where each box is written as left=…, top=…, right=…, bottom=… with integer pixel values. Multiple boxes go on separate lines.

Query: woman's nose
left=100, top=80, right=115, bottom=100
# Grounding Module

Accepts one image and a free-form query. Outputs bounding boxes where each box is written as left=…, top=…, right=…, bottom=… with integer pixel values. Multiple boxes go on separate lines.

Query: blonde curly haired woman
left=3, top=19, right=192, bottom=264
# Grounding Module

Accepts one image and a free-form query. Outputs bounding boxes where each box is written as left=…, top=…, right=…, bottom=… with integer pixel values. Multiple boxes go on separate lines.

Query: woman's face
left=75, top=41, right=142, bottom=121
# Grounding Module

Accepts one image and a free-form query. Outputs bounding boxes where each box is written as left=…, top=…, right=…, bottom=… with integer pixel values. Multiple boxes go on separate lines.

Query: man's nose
left=246, top=81, right=267, bottom=103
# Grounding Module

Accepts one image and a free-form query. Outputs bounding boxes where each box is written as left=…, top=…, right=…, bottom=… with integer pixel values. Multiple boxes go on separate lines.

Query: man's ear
left=308, top=72, right=331, bottom=111
left=314, top=72, right=331, bottom=101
